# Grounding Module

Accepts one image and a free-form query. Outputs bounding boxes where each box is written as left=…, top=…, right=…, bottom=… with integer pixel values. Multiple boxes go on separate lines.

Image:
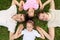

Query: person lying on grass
left=38, top=0, right=59, bottom=40
left=0, top=0, right=25, bottom=40
left=13, top=20, right=45, bottom=40
left=18, top=0, right=43, bottom=17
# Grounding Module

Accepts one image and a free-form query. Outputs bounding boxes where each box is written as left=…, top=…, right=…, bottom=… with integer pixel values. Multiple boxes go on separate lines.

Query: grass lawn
left=0, top=0, right=60, bottom=40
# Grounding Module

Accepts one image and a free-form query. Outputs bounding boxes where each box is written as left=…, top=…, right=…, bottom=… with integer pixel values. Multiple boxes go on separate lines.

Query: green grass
left=0, top=0, right=60, bottom=40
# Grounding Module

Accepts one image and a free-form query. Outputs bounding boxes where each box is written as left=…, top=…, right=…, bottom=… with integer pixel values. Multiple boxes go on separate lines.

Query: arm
left=43, top=0, right=52, bottom=7
left=19, top=0, right=24, bottom=6
left=36, top=26, right=45, bottom=39
left=12, top=0, right=20, bottom=6
left=36, top=26, right=51, bottom=40
left=11, top=0, right=15, bottom=5
left=13, top=24, right=24, bottom=39
left=50, top=0, right=55, bottom=9
left=18, top=0, right=24, bottom=11
left=37, top=0, right=43, bottom=10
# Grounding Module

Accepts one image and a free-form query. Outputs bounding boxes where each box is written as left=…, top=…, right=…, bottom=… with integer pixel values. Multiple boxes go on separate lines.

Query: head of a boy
left=27, top=8, right=34, bottom=17
left=13, top=14, right=25, bottom=22
left=26, top=20, right=34, bottom=31
left=38, top=12, right=49, bottom=21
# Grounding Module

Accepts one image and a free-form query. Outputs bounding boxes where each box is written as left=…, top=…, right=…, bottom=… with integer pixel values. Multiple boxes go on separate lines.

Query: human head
left=27, top=8, right=34, bottom=17
left=38, top=12, right=49, bottom=21
left=26, top=20, right=34, bottom=31
left=14, top=14, right=25, bottom=22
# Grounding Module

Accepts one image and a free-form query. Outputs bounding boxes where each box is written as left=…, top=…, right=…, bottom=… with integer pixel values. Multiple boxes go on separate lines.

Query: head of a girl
left=38, top=12, right=49, bottom=21
left=27, top=8, right=34, bottom=17
left=26, top=20, right=34, bottom=31
left=14, top=14, right=25, bottom=22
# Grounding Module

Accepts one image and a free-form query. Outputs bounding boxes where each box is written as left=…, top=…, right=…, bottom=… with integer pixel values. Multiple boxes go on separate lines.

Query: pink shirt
left=23, top=0, right=39, bottom=10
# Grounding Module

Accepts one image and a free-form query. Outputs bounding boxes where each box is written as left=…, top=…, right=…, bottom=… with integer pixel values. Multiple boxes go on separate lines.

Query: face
left=19, top=6, right=23, bottom=11
left=38, top=13, right=49, bottom=21
left=15, top=14, right=25, bottom=22
left=26, top=23, right=34, bottom=31
left=28, top=8, right=34, bottom=17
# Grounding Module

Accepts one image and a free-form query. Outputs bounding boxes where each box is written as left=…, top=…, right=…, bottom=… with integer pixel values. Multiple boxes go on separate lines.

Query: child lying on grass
left=13, top=20, right=45, bottom=40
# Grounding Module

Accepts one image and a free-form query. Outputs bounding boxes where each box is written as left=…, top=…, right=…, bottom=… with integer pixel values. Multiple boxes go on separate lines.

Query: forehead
left=39, top=13, right=47, bottom=16
left=39, top=13, right=43, bottom=17
left=26, top=23, right=34, bottom=27
left=27, top=22, right=33, bottom=25
left=39, top=13, right=44, bottom=15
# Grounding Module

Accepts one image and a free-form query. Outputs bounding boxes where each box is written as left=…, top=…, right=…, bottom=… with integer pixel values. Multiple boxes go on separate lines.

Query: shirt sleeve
left=7, top=5, right=17, bottom=15
left=35, top=31, right=41, bottom=37
left=21, top=30, right=25, bottom=35
left=7, top=19, right=17, bottom=33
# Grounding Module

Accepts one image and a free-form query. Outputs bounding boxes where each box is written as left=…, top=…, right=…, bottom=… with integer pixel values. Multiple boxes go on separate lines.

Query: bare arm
left=36, top=26, right=45, bottom=39
left=19, top=0, right=24, bottom=6
left=13, top=24, right=24, bottom=39
left=19, top=0, right=24, bottom=2
left=37, top=0, right=43, bottom=9
left=18, top=0, right=24, bottom=11
left=50, top=0, right=55, bottom=9
left=39, top=0, right=43, bottom=7
left=12, top=0, right=20, bottom=6
left=36, top=26, right=51, bottom=40
left=11, top=0, right=15, bottom=5
left=43, top=0, right=52, bottom=7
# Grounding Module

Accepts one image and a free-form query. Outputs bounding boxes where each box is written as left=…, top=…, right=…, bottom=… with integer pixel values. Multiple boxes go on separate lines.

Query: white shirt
left=0, top=5, right=17, bottom=33
left=48, top=9, right=60, bottom=27
left=21, top=29, right=41, bottom=40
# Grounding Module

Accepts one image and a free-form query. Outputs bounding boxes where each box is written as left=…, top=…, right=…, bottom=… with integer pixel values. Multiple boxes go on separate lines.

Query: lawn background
left=0, top=0, right=60, bottom=40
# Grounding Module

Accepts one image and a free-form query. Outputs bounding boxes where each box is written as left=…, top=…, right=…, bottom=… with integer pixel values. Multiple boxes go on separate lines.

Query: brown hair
left=26, top=20, right=34, bottom=26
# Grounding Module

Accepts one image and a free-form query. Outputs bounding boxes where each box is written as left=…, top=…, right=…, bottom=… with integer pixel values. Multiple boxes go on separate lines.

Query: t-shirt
left=48, top=9, right=60, bottom=27
left=0, top=5, right=17, bottom=33
left=21, top=29, right=41, bottom=40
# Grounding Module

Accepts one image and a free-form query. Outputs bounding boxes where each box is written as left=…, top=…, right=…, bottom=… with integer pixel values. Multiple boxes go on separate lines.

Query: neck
left=27, top=29, right=33, bottom=32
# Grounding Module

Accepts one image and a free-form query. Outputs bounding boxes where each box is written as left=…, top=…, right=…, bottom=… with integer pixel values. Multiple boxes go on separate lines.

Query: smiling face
left=38, top=12, right=49, bottom=21
left=26, top=20, right=34, bottom=31
left=15, top=14, right=25, bottom=22
left=27, top=8, right=34, bottom=17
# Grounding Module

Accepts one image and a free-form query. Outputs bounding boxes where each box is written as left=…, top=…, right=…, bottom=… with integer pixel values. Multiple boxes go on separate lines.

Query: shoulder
left=33, top=29, right=38, bottom=33
left=9, top=5, right=17, bottom=9
left=22, top=29, right=27, bottom=32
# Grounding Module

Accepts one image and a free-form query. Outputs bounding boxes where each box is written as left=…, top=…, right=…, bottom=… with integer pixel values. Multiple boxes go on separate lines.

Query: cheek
left=16, top=19, right=21, bottom=22
left=39, top=16, right=43, bottom=20
left=20, top=17, right=24, bottom=20
left=28, top=13, right=34, bottom=17
left=28, top=12, right=34, bottom=15
left=16, top=17, right=19, bottom=20
left=43, top=16, right=47, bottom=20
left=16, top=18, right=23, bottom=22
left=21, top=17, right=24, bottom=21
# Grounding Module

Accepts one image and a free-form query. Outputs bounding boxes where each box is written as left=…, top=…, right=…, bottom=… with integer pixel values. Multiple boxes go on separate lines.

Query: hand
left=36, top=26, right=42, bottom=30
left=18, top=6, right=23, bottom=11
left=36, top=26, right=40, bottom=30
left=19, top=0, right=24, bottom=11
left=40, top=5, right=44, bottom=10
